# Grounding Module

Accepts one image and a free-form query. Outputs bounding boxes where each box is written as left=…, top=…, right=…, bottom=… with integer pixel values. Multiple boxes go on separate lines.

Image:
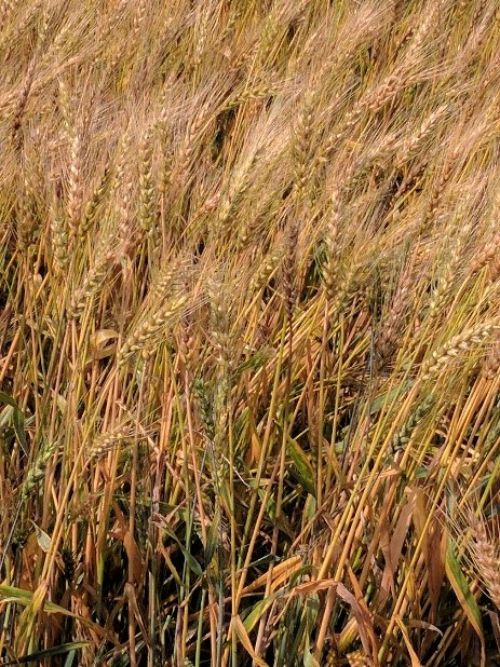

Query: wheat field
left=0, top=1, right=499, bottom=665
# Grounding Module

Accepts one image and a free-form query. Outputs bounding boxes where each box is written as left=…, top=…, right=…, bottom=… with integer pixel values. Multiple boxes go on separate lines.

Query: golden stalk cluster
left=0, top=1, right=499, bottom=666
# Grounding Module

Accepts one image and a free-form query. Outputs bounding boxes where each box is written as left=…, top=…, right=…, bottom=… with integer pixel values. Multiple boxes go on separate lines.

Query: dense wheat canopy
left=0, top=0, right=499, bottom=665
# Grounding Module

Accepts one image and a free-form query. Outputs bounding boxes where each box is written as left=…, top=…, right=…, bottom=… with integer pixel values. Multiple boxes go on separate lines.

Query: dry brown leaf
left=232, top=614, right=269, bottom=667
left=394, top=616, right=422, bottom=667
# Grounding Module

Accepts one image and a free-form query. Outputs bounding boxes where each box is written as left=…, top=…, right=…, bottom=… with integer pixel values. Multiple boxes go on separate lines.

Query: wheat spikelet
left=138, top=125, right=156, bottom=237
left=250, top=247, right=283, bottom=293
left=317, top=69, right=408, bottom=166
left=113, top=130, right=132, bottom=194
left=392, top=395, right=435, bottom=452
left=227, top=82, right=275, bottom=108
left=58, top=78, right=72, bottom=138
left=218, top=147, right=261, bottom=229
left=421, top=320, right=500, bottom=380
left=428, top=218, right=472, bottom=317
left=92, top=423, right=135, bottom=458
left=293, top=90, right=315, bottom=200
left=175, top=112, right=205, bottom=185
left=471, top=188, right=500, bottom=278
left=469, top=516, right=500, bottom=609
left=149, top=262, right=185, bottom=304
left=80, top=164, right=111, bottom=237
left=118, top=295, right=187, bottom=362
left=22, top=441, right=58, bottom=499
left=377, top=266, right=413, bottom=362
left=193, top=5, right=209, bottom=70
left=15, top=175, right=36, bottom=250
left=69, top=233, right=117, bottom=319
left=322, top=192, right=342, bottom=303
left=470, top=230, right=500, bottom=277
left=422, top=154, right=457, bottom=230
left=395, top=104, right=448, bottom=169
left=67, top=129, right=83, bottom=239
left=346, top=651, right=371, bottom=667
left=193, top=377, right=215, bottom=442
left=404, top=0, right=448, bottom=61
left=462, top=1, right=496, bottom=64
left=132, top=0, right=146, bottom=40
left=481, top=331, right=500, bottom=380
left=11, top=57, right=37, bottom=146
left=0, top=0, right=15, bottom=30
left=283, top=221, right=299, bottom=324
left=328, top=255, right=368, bottom=320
